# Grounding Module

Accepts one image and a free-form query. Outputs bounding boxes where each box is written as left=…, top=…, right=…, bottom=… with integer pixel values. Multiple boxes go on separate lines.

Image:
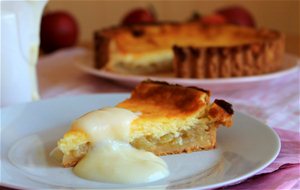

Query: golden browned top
left=117, top=80, right=233, bottom=140
left=117, top=80, right=212, bottom=139
left=97, top=22, right=282, bottom=54
left=117, top=80, right=210, bottom=119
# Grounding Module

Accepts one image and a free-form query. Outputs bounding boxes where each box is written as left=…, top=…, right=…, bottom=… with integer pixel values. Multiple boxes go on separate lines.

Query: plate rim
left=75, top=52, right=299, bottom=85
left=202, top=112, right=281, bottom=189
left=1, top=93, right=281, bottom=189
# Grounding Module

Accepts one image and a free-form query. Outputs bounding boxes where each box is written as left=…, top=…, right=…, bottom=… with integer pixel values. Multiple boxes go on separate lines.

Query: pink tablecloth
left=38, top=47, right=300, bottom=189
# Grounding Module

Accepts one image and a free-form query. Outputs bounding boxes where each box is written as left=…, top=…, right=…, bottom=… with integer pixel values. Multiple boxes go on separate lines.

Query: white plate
left=76, top=53, right=299, bottom=92
left=1, top=94, right=280, bottom=189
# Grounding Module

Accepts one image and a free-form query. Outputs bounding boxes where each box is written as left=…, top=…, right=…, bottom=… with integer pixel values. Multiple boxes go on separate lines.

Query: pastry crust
left=173, top=29, right=284, bottom=78
left=94, top=22, right=284, bottom=77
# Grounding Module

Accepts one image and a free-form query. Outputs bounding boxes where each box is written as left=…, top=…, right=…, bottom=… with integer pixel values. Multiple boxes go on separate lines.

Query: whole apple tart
left=94, top=22, right=284, bottom=78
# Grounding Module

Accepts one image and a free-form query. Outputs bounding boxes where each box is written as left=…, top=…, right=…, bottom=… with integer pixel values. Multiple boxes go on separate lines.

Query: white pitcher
left=1, top=0, right=48, bottom=107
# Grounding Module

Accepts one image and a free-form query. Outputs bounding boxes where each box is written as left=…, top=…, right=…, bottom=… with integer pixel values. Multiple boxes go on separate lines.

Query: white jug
left=1, top=0, right=48, bottom=107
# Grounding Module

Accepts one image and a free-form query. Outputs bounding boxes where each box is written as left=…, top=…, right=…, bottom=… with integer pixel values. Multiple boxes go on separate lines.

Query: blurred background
left=43, top=0, right=299, bottom=55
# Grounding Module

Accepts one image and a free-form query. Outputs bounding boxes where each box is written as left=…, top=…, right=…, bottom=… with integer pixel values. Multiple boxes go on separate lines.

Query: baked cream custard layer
left=53, top=80, right=234, bottom=184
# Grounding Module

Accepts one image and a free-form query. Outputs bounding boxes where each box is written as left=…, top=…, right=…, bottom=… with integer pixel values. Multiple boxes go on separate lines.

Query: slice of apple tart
left=57, top=80, right=234, bottom=167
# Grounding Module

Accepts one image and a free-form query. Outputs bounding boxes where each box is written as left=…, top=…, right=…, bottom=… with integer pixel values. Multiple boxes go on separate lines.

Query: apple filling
left=131, top=125, right=216, bottom=155
left=60, top=125, right=216, bottom=167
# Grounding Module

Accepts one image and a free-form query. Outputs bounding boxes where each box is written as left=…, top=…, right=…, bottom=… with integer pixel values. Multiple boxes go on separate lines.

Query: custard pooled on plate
left=57, top=80, right=234, bottom=167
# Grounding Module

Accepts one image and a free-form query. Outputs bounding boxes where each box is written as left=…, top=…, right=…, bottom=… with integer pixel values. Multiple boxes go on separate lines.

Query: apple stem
left=148, top=4, right=157, bottom=20
left=188, top=11, right=202, bottom=22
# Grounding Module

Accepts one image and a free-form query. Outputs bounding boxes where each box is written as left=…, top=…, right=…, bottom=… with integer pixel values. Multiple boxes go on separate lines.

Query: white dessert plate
left=1, top=94, right=280, bottom=189
left=75, top=52, right=299, bottom=92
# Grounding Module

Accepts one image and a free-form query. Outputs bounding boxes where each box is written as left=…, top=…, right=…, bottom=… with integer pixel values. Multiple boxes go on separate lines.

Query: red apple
left=201, top=14, right=227, bottom=25
left=121, top=8, right=156, bottom=25
left=40, top=11, right=79, bottom=53
left=216, top=6, right=256, bottom=27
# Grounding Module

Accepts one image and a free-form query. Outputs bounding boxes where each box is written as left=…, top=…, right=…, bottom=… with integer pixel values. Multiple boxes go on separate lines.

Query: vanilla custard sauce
left=71, top=107, right=169, bottom=184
